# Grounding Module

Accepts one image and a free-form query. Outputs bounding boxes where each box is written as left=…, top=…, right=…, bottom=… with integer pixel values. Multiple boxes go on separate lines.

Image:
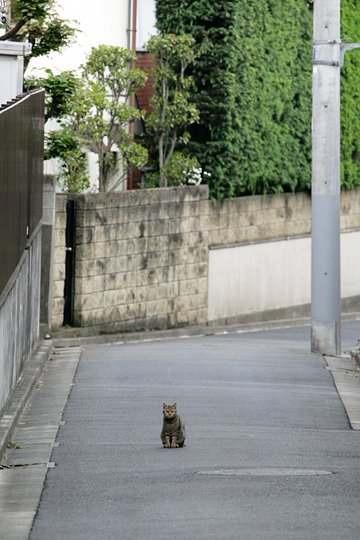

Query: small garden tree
left=27, top=68, right=79, bottom=122
left=146, top=33, right=200, bottom=187
left=45, top=128, right=90, bottom=193
left=26, top=68, right=89, bottom=192
left=47, top=45, right=149, bottom=192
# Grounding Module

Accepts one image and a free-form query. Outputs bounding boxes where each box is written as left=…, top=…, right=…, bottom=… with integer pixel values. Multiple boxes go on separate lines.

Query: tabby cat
left=161, top=403, right=186, bottom=448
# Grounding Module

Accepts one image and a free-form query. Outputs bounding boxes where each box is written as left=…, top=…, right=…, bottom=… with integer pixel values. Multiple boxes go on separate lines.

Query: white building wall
left=208, top=231, right=360, bottom=322
left=136, top=0, right=156, bottom=50
left=28, top=0, right=156, bottom=75
left=29, top=0, right=130, bottom=75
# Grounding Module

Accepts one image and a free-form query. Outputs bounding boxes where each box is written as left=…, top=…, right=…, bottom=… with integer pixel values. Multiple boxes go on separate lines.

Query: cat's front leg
left=163, top=435, right=171, bottom=448
left=170, top=438, right=179, bottom=448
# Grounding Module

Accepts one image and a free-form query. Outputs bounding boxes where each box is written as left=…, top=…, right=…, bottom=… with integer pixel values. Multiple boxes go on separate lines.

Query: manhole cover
left=197, top=468, right=334, bottom=477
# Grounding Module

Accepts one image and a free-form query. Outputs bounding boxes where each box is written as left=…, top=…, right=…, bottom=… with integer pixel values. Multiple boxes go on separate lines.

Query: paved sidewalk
left=1, top=323, right=360, bottom=540
left=0, top=348, right=82, bottom=540
left=0, top=342, right=53, bottom=461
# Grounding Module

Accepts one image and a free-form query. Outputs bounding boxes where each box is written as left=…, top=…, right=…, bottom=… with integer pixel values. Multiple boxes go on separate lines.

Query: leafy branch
left=146, top=33, right=199, bottom=187
left=0, top=0, right=78, bottom=71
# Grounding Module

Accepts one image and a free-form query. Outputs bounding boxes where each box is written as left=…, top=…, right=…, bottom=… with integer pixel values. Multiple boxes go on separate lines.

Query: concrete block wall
left=41, top=175, right=56, bottom=328
left=51, top=186, right=360, bottom=332
left=70, top=187, right=209, bottom=332
left=206, top=192, right=312, bottom=247
left=51, top=195, right=67, bottom=329
left=340, top=189, right=360, bottom=231
left=205, top=188, right=360, bottom=248
left=206, top=189, right=360, bottom=247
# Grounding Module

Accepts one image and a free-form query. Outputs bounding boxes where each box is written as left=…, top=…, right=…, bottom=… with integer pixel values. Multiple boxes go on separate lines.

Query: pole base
left=311, top=320, right=341, bottom=355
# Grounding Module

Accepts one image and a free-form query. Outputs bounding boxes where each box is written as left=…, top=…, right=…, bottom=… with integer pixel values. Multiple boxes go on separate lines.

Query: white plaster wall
left=208, top=231, right=360, bottom=321
left=341, top=231, right=360, bottom=299
left=29, top=0, right=130, bottom=75
left=136, top=0, right=156, bottom=50
left=28, top=0, right=157, bottom=74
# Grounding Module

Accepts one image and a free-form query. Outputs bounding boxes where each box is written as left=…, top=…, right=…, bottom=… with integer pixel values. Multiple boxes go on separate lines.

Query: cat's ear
left=173, top=403, right=177, bottom=408
left=163, top=403, right=167, bottom=408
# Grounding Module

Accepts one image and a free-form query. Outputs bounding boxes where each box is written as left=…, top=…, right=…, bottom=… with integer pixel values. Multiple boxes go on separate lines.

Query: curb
left=325, top=354, right=360, bottom=430
left=49, top=313, right=360, bottom=349
left=0, top=340, right=53, bottom=460
left=52, top=318, right=313, bottom=348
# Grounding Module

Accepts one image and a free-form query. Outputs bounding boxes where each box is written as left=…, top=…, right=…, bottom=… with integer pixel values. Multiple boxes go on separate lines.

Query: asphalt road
left=30, top=325, right=360, bottom=539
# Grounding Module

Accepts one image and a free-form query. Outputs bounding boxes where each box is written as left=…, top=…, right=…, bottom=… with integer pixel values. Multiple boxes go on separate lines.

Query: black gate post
left=63, top=198, right=75, bottom=326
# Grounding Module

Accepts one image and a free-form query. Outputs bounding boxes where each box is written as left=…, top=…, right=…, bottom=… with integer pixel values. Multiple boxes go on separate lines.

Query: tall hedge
left=341, top=0, right=360, bottom=190
left=156, top=0, right=313, bottom=198
left=155, top=0, right=242, bottom=198
left=156, top=0, right=360, bottom=198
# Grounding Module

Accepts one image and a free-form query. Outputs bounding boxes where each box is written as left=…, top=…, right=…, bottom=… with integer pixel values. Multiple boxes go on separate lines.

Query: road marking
left=197, top=468, right=334, bottom=477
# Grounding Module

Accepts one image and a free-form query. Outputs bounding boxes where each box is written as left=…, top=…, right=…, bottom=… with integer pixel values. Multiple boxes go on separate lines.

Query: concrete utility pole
left=311, top=0, right=341, bottom=355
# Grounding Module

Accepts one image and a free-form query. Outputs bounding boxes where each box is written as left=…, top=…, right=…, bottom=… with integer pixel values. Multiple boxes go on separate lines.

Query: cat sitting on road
left=161, top=403, right=186, bottom=448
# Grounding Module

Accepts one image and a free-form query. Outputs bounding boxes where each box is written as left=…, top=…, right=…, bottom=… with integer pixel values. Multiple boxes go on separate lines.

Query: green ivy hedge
left=156, top=0, right=360, bottom=198
left=341, top=0, right=360, bottom=190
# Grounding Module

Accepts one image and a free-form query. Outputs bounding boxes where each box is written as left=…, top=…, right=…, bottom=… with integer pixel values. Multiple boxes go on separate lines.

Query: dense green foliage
left=45, top=128, right=90, bottom=193
left=341, top=0, right=360, bottom=190
left=26, top=69, right=79, bottom=121
left=156, top=0, right=313, bottom=198
left=156, top=0, right=360, bottom=198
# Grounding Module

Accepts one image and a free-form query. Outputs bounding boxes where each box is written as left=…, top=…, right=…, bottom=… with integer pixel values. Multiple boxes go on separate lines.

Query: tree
left=26, top=68, right=79, bottom=122
left=0, top=0, right=77, bottom=71
left=26, top=68, right=89, bottom=192
left=146, top=33, right=200, bottom=187
left=45, top=128, right=90, bottom=193
left=51, top=45, right=149, bottom=192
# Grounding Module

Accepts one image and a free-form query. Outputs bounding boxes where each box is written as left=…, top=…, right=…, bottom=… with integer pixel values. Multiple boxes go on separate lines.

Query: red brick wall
left=135, top=52, right=155, bottom=114
left=128, top=52, right=155, bottom=190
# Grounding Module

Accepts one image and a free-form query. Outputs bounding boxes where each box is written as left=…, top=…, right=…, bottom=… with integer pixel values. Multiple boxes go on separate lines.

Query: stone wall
left=51, top=187, right=360, bottom=332
left=41, top=175, right=56, bottom=328
left=52, top=195, right=67, bottom=329
left=74, top=187, right=208, bottom=331
left=207, top=191, right=312, bottom=247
